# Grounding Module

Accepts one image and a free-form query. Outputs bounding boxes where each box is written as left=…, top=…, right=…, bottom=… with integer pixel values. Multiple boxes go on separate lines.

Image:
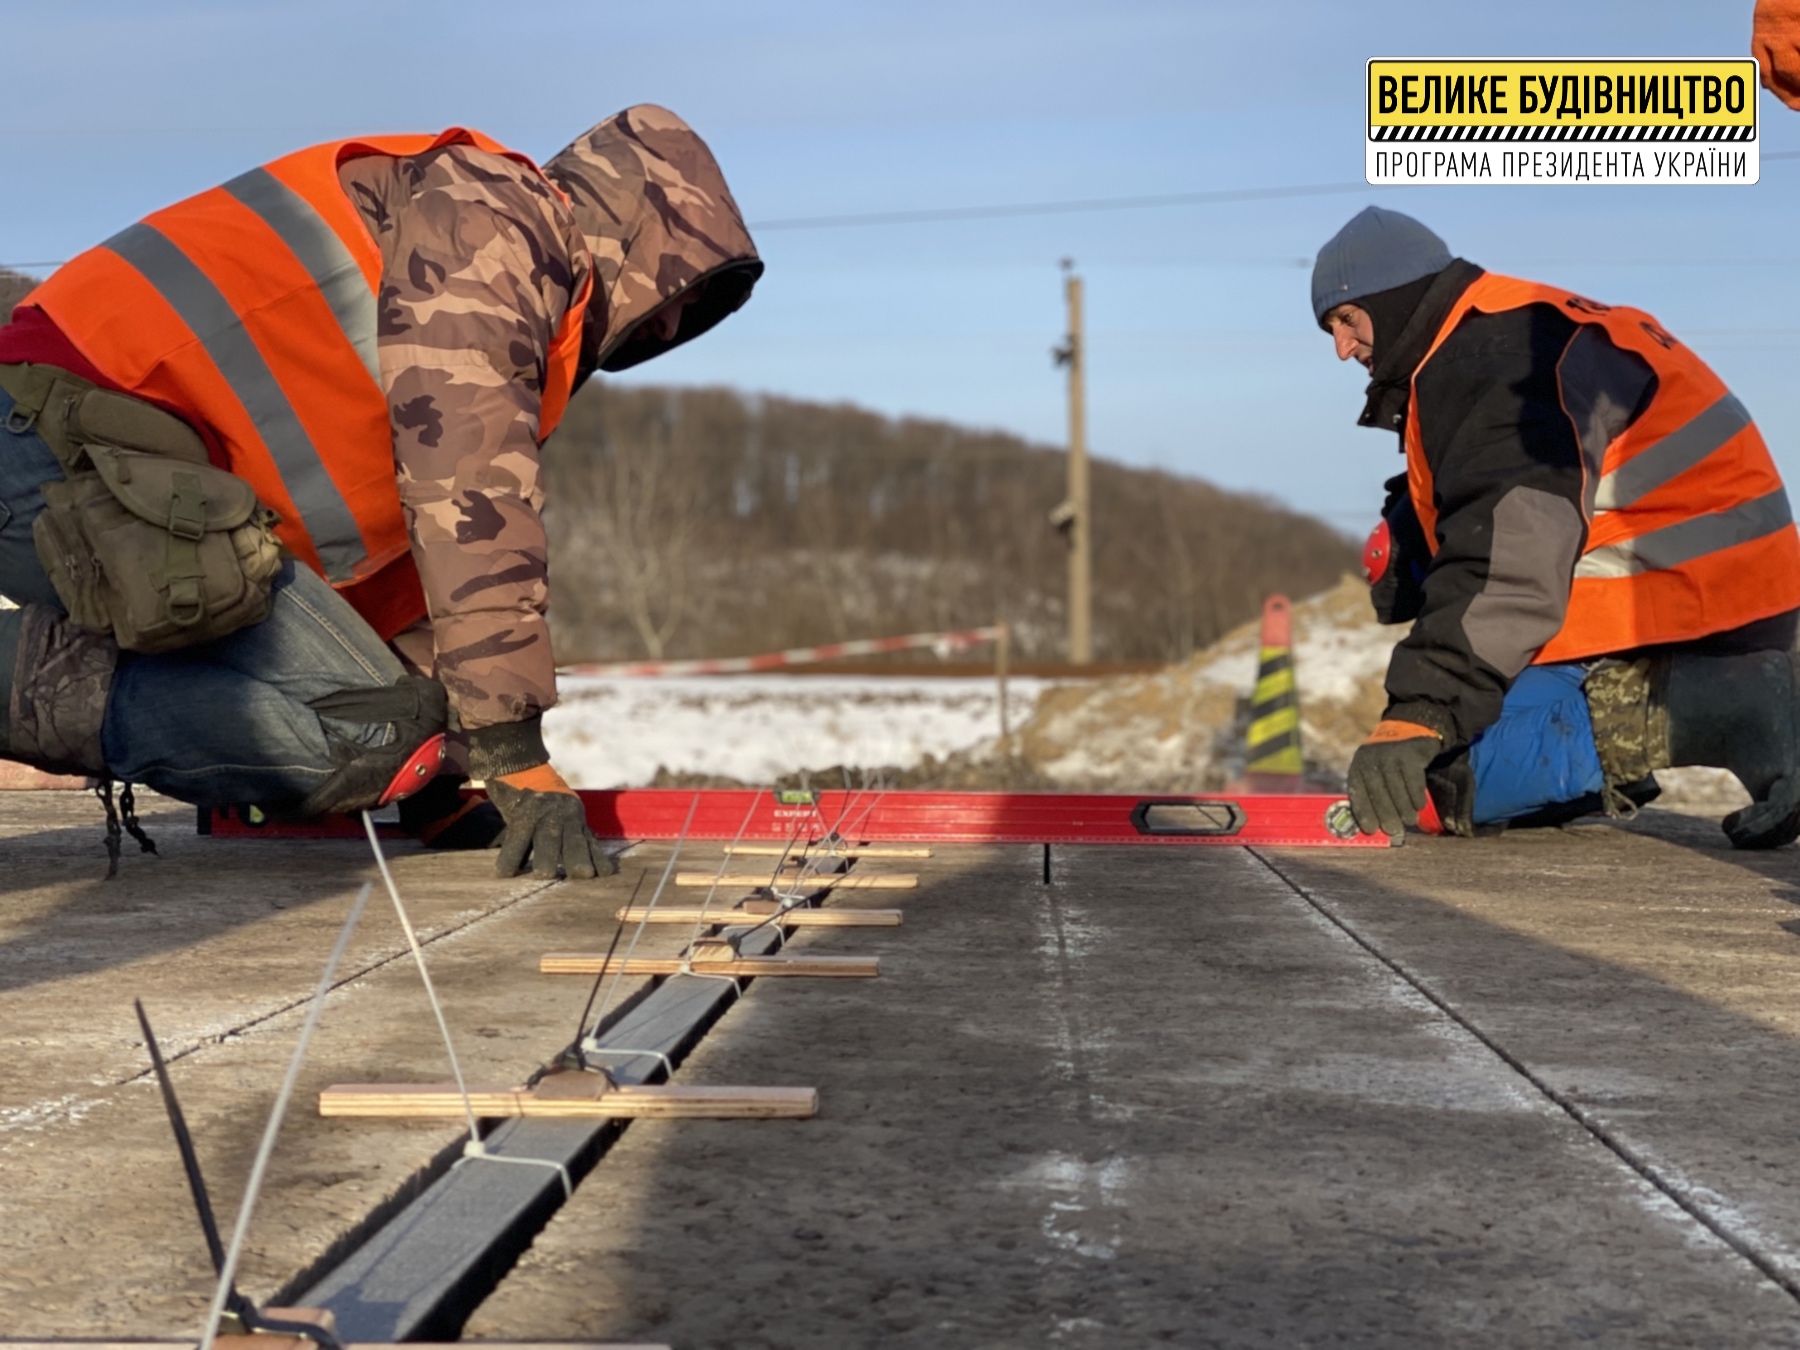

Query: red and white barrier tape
left=558, top=625, right=1004, bottom=679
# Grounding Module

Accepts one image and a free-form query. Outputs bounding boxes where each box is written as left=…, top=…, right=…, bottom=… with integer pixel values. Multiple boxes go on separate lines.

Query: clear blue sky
left=4, top=1, right=1791, bottom=535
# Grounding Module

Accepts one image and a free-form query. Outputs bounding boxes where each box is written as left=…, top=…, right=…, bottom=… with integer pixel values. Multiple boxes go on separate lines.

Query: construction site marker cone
left=1244, top=594, right=1304, bottom=790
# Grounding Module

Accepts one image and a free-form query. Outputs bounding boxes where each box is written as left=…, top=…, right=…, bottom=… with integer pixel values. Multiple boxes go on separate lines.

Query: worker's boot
left=1668, top=651, right=1800, bottom=848
left=1587, top=651, right=1800, bottom=850
left=396, top=773, right=506, bottom=849
left=0, top=603, right=117, bottom=777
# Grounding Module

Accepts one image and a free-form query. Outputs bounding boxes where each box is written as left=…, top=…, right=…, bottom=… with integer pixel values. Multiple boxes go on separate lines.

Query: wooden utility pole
left=1056, top=260, right=1094, bottom=664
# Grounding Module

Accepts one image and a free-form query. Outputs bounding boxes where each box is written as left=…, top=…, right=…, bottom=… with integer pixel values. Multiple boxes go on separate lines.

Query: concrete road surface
left=473, top=819, right=1800, bottom=1347
left=7, top=789, right=1800, bottom=1345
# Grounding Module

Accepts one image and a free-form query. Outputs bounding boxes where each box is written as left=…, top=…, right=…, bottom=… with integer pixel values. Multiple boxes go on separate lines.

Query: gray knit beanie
left=1311, top=207, right=1452, bottom=328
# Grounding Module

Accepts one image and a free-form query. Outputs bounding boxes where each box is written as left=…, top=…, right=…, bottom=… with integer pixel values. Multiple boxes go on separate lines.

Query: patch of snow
left=544, top=674, right=1047, bottom=788
left=1653, top=766, right=1751, bottom=811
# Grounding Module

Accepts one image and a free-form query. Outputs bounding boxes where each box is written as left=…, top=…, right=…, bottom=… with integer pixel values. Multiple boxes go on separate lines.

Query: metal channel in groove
left=1247, top=846, right=1800, bottom=1306
left=286, top=861, right=817, bottom=1340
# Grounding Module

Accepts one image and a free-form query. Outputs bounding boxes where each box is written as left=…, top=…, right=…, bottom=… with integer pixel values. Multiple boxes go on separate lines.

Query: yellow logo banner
left=1365, top=58, right=1759, bottom=185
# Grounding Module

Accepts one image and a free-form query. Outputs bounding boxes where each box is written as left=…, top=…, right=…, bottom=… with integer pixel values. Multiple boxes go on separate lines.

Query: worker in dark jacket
left=1317, top=207, right=1800, bottom=846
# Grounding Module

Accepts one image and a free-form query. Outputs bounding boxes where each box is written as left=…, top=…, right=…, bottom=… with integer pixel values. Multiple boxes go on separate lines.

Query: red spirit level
left=197, top=789, right=1388, bottom=848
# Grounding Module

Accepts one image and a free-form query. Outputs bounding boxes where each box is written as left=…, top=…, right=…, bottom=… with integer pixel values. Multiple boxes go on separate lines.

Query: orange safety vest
left=1405, top=273, right=1800, bottom=664
left=27, top=129, right=591, bottom=640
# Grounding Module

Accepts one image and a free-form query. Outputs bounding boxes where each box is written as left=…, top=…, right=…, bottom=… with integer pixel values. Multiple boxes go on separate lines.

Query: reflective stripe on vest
left=1403, top=273, right=1800, bottom=661
left=222, top=167, right=382, bottom=385
left=103, top=220, right=369, bottom=582
left=1591, top=392, right=1752, bottom=512
left=1577, top=487, right=1794, bottom=579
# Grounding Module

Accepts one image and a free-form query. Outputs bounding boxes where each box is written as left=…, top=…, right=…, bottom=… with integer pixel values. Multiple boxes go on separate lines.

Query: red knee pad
left=379, top=734, right=447, bottom=806
left=1415, top=791, right=1446, bottom=836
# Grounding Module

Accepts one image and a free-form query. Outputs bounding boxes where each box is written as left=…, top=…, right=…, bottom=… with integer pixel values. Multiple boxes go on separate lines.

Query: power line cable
left=747, top=153, right=1800, bottom=231
left=0, top=179, right=1392, bottom=270
left=747, top=180, right=1385, bottom=231
left=8, top=156, right=1798, bottom=270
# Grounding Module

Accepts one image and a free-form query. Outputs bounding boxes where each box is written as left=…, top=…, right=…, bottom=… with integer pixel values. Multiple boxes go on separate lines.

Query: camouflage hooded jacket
left=339, top=105, right=760, bottom=750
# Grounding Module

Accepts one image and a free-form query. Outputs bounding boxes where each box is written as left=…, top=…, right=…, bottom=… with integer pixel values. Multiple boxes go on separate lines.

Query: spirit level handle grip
left=1129, top=799, right=1247, bottom=837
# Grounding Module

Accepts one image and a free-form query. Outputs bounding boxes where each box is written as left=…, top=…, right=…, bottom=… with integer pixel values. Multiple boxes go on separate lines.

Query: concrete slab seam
left=124, top=875, right=562, bottom=1088
left=0, top=874, right=569, bottom=1168
left=1247, top=845, right=1800, bottom=1307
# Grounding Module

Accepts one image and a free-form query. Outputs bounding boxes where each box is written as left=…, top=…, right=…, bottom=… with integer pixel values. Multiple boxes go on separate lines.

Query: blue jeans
left=1466, top=664, right=1607, bottom=825
left=0, top=387, right=403, bottom=807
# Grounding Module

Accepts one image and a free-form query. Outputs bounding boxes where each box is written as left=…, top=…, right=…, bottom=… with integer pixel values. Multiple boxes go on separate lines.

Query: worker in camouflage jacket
left=0, top=106, right=761, bottom=877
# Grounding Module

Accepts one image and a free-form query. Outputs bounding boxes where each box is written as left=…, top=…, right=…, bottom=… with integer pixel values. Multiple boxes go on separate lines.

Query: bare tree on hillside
left=541, top=382, right=1358, bottom=663
left=594, top=392, right=709, bottom=660
left=1157, top=483, right=1198, bottom=660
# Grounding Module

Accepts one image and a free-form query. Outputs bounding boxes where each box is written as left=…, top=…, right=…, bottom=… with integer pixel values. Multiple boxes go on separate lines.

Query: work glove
left=1346, top=719, right=1443, bottom=836
left=487, top=764, right=617, bottom=880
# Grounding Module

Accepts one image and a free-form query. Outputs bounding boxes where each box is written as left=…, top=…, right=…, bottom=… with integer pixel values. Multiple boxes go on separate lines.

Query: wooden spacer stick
left=723, top=843, right=932, bottom=859
left=675, top=871, right=917, bottom=890
left=540, top=953, right=880, bottom=978
left=614, top=906, right=901, bottom=927
left=319, top=1082, right=818, bottom=1119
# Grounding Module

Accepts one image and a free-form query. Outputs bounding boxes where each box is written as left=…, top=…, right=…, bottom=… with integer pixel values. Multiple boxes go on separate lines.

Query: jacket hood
left=1356, top=259, right=1484, bottom=435
left=545, top=104, right=763, bottom=375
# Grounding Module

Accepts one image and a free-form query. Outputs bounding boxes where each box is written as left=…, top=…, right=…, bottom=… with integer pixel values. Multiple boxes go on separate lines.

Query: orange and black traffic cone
left=1244, top=594, right=1304, bottom=790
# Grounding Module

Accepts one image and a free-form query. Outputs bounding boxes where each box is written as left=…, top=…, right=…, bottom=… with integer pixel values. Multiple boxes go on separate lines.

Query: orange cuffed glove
left=487, top=762, right=615, bottom=880
left=498, top=763, right=579, bottom=795
left=1346, top=719, right=1443, bottom=837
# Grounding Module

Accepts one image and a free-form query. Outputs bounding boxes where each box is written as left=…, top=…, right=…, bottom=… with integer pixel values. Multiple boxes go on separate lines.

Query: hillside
left=0, top=268, right=37, bottom=316
left=541, top=382, right=1357, bottom=663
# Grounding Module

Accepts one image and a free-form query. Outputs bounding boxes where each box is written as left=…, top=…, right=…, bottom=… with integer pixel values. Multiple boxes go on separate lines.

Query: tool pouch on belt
left=1, top=363, right=283, bottom=654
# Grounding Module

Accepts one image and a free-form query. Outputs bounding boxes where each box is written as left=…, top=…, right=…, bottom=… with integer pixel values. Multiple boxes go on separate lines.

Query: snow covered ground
left=544, top=673, right=1045, bottom=788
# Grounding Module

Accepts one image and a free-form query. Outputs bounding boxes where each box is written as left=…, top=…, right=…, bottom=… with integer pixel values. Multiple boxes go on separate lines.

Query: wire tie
left=456, top=1139, right=572, bottom=1197
left=579, top=1046, right=675, bottom=1078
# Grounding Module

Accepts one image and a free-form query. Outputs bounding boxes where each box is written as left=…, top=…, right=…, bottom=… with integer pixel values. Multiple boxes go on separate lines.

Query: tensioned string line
left=197, top=883, right=373, bottom=1350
